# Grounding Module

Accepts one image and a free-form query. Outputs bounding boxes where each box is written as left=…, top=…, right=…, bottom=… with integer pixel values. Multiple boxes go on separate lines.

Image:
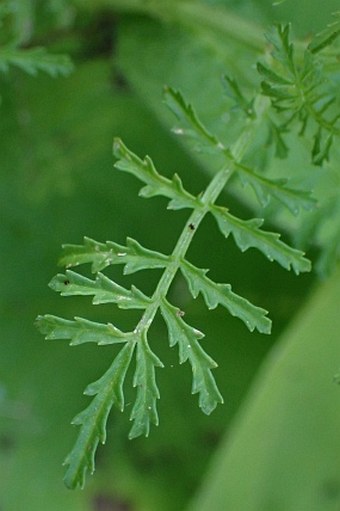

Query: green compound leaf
left=0, top=46, right=73, bottom=76
left=49, top=270, right=151, bottom=309
left=234, top=162, right=316, bottom=214
left=180, top=260, right=271, bottom=334
left=59, top=236, right=170, bottom=274
left=35, top=314, right=133, bottom=346
left=163, top=86, right=221, bottom=151
left=36, top=18, right=327, bottom=489
left=211, top=205, right=311, bottom=274
left=63, top=342, right=135, bottom=489
left=161, top=299, right=223, bottom=414
left=129, top=333, right=164, bottom=439
left=113, top=138, right=198, bottom=210
left=258, top=23, right=340, bottom=165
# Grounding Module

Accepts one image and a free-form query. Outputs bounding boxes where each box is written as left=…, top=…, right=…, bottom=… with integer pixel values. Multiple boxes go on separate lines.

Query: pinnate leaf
left=35, top=314, right=132, bottom=346
left=59, top=236, right=170, bottom=274
left=180, top=260, right=271, bottom=334
left=63, top=342, right=135, bottom=489
left=129, top=334, right=163, bottom=439
left=258, top=23, right=340, bottom=165
left=211, top=205, right=311, bottom=274
left=49, top=270, right=151, bottom=308
left=35, top=22, right=322, bottom=489
left=161, top=299, right=223, bottom=414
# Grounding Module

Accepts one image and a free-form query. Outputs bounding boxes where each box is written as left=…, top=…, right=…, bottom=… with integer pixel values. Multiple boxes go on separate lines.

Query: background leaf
left=187, top=265, right=340, bottom=511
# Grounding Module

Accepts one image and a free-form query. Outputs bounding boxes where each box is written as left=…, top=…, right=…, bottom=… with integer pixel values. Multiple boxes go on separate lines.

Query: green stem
left=135, top=101, right=266, bottom=337
left=134, top=165, right=232, bottom=335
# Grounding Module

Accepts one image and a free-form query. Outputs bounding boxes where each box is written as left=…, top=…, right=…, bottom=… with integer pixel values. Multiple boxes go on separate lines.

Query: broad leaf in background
left=187, top=265, right=340, bottom=511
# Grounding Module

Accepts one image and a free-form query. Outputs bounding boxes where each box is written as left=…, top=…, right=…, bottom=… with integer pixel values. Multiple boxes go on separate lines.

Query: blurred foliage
left=0, top=1, right=338, bottom=510
left=188, top=265, right=340, bottom=511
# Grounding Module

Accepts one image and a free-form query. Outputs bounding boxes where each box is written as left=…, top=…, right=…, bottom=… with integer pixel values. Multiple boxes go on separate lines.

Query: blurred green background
left=0, top=1, right=339, bottom=510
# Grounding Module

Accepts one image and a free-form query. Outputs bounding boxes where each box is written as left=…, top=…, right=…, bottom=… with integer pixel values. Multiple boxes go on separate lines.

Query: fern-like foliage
left=0, top=46, right=73, bottom=76
left=36, top=67, right=314, bottom=488
left=257, top=20, right=340, bottom=165
left=253, top=18, right=340, bottom=274
left=0, top=0, right=73, bottom=77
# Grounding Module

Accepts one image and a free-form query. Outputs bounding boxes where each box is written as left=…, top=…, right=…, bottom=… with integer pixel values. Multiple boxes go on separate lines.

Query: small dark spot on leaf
left=92, top=494, right=133, bottom=511
left=189, top=223, right=195, bottom=231
left=64, top=279, right=70, bottom=285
